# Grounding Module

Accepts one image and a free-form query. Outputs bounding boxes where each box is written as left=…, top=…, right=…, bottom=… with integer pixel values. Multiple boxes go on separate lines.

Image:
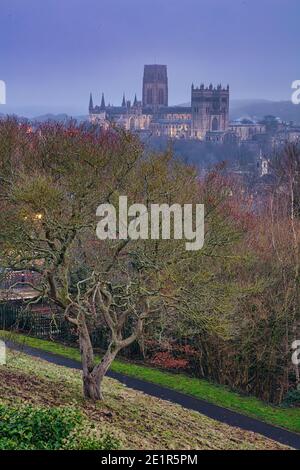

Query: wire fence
left=0, top=302, right=78, bottom=343
left=0, top=301, right=141, bottom=358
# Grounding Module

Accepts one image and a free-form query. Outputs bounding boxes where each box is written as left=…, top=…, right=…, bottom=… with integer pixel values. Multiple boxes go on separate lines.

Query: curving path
left=5, top=340, right=300, bottom=450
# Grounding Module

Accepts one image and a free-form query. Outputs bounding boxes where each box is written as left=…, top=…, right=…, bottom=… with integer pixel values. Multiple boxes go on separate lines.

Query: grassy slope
left=0, top=350, right=290, bottom=450
left=1, top=330, right=300, bottom=434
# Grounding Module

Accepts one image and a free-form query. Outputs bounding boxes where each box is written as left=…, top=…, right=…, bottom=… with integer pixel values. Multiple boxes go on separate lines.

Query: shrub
left=150, top=351, right=189, bottom=370
left=282, top=388, right=300, bottom=408
left=0, top=404, right=82, bottom=450
left=0, top=404, right=121, bottom=450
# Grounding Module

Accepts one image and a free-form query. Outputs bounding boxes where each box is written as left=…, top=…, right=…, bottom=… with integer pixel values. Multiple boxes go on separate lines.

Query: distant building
left=229, top=122, right=266, bottom=141
left=275, top=126, right=300, bottom=145
left=89, top=65, right=230, bottom=141
left=257, top=150, right=270, bottom=177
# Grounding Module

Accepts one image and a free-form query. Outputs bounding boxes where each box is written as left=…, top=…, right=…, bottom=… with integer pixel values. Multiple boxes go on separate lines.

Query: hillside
left=178, top=99, right=300, bottom=123
left=0, top=350, right=290, bottom=450
left=230, top=99, right=300, bottom=123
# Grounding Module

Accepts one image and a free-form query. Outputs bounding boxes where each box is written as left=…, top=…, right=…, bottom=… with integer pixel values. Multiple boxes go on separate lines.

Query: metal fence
left=0, top=302, right=20, bottom=330
left=0, top=301, right=141, bottom=358
left=0, top=302, right=78, bottom=343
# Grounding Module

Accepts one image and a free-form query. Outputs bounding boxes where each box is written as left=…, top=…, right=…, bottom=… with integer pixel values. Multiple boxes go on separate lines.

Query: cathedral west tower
left=191, top=84, right=229, bottom=139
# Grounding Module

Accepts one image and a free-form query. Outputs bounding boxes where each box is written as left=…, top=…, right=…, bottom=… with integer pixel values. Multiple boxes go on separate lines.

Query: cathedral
left=89, top=65, right=230, bottom=141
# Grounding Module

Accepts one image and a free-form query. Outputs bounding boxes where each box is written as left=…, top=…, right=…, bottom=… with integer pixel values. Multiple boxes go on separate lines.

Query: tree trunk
left=92, top=343, right=120, bottom=399
left=76, top=302, right=144, bottom=401
left=82, top=345, right=120, bottom=400
left=83, top=371, right=102, bottom=400
left=78, top=319, right=101, bottom=400
left=78, top=319, right=120, bottom=400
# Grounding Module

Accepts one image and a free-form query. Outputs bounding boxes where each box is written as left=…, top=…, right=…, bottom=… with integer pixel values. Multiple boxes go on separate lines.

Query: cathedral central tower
left=142, top=65, right=168, bottom=109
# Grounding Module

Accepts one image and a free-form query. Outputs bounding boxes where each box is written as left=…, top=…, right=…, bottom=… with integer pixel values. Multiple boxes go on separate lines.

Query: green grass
left=1, top=329, right=300, bottom=434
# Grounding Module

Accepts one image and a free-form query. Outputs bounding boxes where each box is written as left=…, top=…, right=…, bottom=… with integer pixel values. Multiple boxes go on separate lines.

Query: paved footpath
left=5, top=340, right=300, bottom=449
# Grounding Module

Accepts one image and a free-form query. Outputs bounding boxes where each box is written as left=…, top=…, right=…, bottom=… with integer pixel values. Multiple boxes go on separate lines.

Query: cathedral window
left=158, top=89, right=164, bottom=105
left=147, top=88, right=153, bottom=104
left=212, top=117, right=219, bottom=131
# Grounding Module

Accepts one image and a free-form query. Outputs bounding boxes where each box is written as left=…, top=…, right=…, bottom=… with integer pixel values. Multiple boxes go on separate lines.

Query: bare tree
left=0, top=120, right=242, bottom=400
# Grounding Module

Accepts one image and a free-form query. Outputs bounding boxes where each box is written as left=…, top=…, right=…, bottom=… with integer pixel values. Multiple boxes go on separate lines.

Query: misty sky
left=0, top=0, right=299, bottom=116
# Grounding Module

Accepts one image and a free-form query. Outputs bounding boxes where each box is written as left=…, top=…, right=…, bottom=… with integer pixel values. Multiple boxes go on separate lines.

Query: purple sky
left=0, top=0, right=299, bottom=115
